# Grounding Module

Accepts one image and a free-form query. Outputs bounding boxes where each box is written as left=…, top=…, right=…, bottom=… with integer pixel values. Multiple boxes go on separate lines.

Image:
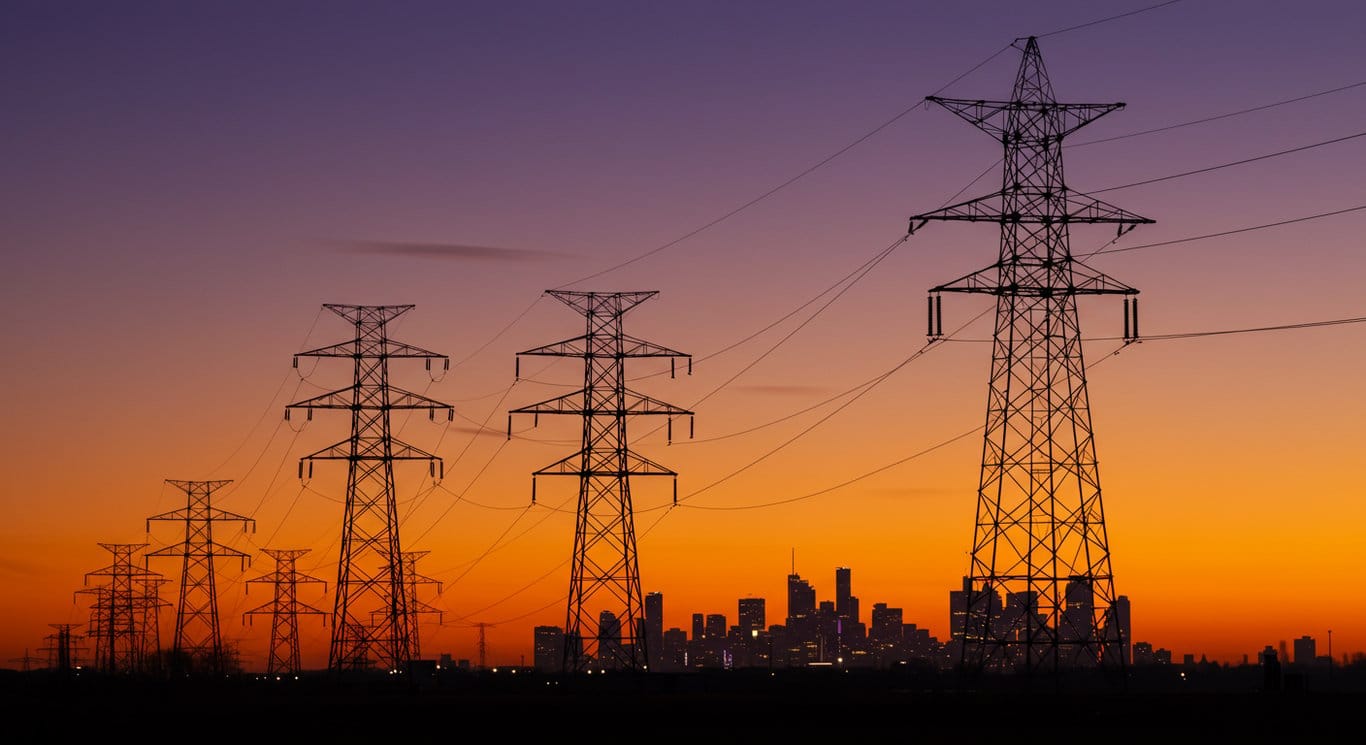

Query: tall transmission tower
left=136, top=571, right=171, bottom=676
left=244, top=548, right=328, bottom=675
left=287, top=303, right=453, bottom=675
left=146, top=479, right=255, bottom=676
left=908, top=36, right=1151, bottom=676
left=77, top=543, right=165, bottom=675
left=509, top=290, right=693, bottom=672
left=389, top=550, right=442, bottom=662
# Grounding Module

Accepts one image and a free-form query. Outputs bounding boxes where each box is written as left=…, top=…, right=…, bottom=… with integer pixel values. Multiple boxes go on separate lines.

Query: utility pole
left=146, top=479, right=254, bottom=676
left=509, top=290, right=693, bottom=672
left=287, top=303, right=452, bottom=675
left=244, top=548, right=328, bottom=675
left=908, top=36, right=1152, bottom=676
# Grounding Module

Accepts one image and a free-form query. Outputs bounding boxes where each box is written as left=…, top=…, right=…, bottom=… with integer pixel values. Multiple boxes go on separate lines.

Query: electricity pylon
left=244, top=548, right=328, bottom=675
left=287, top=303, right=452, bottom=674
left=908, top=36, right=1150, bottom=676
left=146, top=479, right=255, bottom=676
left=77, top=543, right=164, bottom=675
left=474, top=621, right=491, bottom=670
left=43, top=623, right=85, bottom=675
left=509, top=290, right=692, bottom=672
left=390, top=550, right=441, bottom=662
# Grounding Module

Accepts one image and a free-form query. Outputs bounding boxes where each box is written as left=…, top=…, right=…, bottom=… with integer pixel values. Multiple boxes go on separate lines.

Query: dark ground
left=4, top=665, right=1363, bottom=743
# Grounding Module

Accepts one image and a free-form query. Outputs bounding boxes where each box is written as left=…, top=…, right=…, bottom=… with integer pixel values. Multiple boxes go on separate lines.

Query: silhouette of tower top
left=509, top=289, right=693, bottom=672
left=908, top=36, right=1151, bottom=677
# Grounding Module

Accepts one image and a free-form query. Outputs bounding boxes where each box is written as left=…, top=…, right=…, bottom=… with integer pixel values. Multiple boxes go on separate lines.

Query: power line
left=450, top=295, right=544, bottom=368
left=1036, top=0, right=1185, bottom=38
left=1092, top=129, right=1366, bottom=194
left=1072, top=80, right=1366, bottom=149
left=550, top=41, right=1023, bottom=291
left=1111, top=315, right=1366, bottom=341
left=676, top=336, right=950, bottom=505
left=551, top=0, right=1285, bottom=293
left=680, top=342, right=1132, bottom=513
left=1095, top=204, right=1366, bottom=254
left=550, top=101, right=924, bottom=290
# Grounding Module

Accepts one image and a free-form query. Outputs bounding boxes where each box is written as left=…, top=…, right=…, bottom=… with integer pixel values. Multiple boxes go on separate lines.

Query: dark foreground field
left=4, top=666, right=1363, bottom=743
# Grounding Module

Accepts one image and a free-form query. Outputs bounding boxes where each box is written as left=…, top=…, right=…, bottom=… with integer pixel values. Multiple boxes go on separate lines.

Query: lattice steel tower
left=908, top=36, right=1151, bottom=675
left=287, top=304, right=452, bottom=674
left=146, top=479, right=255, bottom=675
left=245, top=548, right=328, bottom=675
left=43, top=623, right=85, bottom=676
left=77, top=542, right=165, bottom=675
left=509, top=290, right=692, bottom=672
left=391, top=550, right=442, bottom=662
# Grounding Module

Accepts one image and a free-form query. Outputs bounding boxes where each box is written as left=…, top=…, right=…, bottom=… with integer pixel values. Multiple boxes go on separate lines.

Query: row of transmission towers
left=279, top=293, right=691, bottom=676
left=61, top=35, right=1146, bottom=683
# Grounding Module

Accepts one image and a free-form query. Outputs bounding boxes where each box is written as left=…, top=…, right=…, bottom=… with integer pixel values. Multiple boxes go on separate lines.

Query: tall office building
left=787, top=572, right=816, bottom=621
left=598, top=610, right=623, bottom=667
left=870, top=603, right=903, bottom=644
left=705, top=614, right=727, bottom=640
left=950, top=576, right=1003, bottom=643
left=1061, top=577, right=1096, bottom=668
left=644, top=591, right=664, bottom=670
left=661, top=627, right=688, bottom=672
left=1110, top=594, right=1132, bottom=665
left=1293, top=635, right=1316, bottom=665
left=738, top=597, right=766, bottom=634
left=835, top=567, right=852, bottom=619
left=533, top=626, right=565, bottom=673
left=691, top=613, right=705, bottom=641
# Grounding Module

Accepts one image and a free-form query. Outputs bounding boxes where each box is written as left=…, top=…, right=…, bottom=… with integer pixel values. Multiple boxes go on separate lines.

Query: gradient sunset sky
left=4, top=0, right=1365, bottom=671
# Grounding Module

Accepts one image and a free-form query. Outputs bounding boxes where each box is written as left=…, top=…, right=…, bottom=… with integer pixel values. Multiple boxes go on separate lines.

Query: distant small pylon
left=146, top=479, right=255, bottom=676
left=43, top=623, right=85, bottom=675
left=77, top=543, right=165, bottom=675
left=244, top=548, right=327, bottom=675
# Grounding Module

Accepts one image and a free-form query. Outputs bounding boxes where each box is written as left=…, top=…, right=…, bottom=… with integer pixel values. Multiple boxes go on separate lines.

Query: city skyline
left=4, top=0, right=1366, bottom=672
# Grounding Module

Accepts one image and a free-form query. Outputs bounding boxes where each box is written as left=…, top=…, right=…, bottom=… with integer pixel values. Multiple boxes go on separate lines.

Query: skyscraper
left=645, top=591, right=664, bottom=670
left=533, top=626, right=564, bottom=673
left=835, top=567, right=852, bottom=620
left=787, top=572, right=815, bottom=621
left=1109, top=595, right=1132, bottom=665
left=705, top=614, right=727, bottom=640
left=1293, top=635, right=1316, bottom=665
left=738, top=598, right=765, bottom=634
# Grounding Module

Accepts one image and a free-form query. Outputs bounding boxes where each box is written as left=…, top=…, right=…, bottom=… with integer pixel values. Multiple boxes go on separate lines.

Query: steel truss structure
left=509, top=290, right=692, bottom=672
left=910, top=36, right=1151, bottom=675
left=287, top=304, right=452, bottom=674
